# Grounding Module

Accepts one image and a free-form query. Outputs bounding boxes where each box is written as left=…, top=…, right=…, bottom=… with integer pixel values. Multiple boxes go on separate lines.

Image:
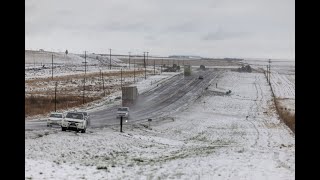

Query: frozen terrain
left=25, top=67, right=295, bottom=179
left=25, top=50, right=151, bottom=80
left=243, top=59, right=295, bottom=113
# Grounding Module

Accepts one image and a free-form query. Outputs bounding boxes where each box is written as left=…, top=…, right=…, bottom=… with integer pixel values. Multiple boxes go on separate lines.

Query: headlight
left=77, top=122, right=84, bottom=127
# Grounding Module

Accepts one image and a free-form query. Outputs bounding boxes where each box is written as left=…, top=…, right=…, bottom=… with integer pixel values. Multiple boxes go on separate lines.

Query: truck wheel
left=81, top=128, right=86, bottom=133
left=62, top=127, right=66, bottom=131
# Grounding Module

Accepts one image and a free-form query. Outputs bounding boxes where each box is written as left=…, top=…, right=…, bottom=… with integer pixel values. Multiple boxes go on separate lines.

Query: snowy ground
left=244, top=60, right=295, bottom=113
left=25, top=70, right=295, bottom=179
left=25, top=50, right=151, bottom=80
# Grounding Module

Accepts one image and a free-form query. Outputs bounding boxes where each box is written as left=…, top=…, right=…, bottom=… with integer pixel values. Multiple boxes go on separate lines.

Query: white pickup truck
left=47, top=112, right=64, bottom=127
left=61, top=112, right=88, bottom=133
left=116, top=107, right=130, bottom=120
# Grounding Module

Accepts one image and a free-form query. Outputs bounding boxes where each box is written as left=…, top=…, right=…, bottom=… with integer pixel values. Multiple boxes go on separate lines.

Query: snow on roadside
left=25, top=70, right=294, bottom=180
left=243, top=59, right=295, bottom=113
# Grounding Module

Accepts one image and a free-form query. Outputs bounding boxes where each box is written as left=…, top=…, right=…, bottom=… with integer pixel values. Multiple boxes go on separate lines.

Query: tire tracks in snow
left=246, top=74, right=260, bottom=147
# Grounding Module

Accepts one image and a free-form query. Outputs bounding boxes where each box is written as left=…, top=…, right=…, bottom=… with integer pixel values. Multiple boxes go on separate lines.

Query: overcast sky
left=25, top=0, right=295, bottom=60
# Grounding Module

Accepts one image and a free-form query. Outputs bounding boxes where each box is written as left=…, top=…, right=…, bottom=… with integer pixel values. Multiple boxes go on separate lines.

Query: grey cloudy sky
left=25, top=0, right=295, bottom=59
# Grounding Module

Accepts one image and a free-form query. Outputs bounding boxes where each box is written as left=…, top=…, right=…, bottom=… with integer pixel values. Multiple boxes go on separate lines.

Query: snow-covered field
left=25, top=50, right=145, bottom=80
left=244, top=60, right=295, bottom=113
left=25, top=70, right=295, bottom=179
left=269, top=71, right=295, bottom=113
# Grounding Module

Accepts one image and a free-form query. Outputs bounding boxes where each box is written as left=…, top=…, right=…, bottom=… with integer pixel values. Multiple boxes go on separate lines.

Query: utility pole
left=268, top=59, right=271, bottom=85
left=143, top=52, right=146, bottom=68
left=144, top=52, right=146, bottom=79
left=33, top=50, right=35, bottom=69
left=83, top=77, right=85, bottom=104
left=81, top=51, right=87, bottom=104
left=83, top=51, right=86, bottom=104
left=54, top=82, right=57, bottom=112
left=128, top=52, right=131, bottom=69
left=154, top=59, right=155, bottom=75
left=120, top=116, right=123, bottom=132
left=100, top=70, right=102, bottom=89
left=266, top=65, right=269, bottom=82
left=121, top=68, right=123, bottom=88
left=102, top=72, right=105, bottom=96
left=268, top=64, right=270, bottom=84
left=109, top=48, right=112, bottom=69
left=84, top=51, right=87, bottom=75
left=266, top=63, right=268, bottom=82
left=146, top=52, right=149, bottom=67
left=51, top=54, right=54, bottom=80
left=161, top=59, right=163, bottom=74
left=134, top=57, right=136, bottom=83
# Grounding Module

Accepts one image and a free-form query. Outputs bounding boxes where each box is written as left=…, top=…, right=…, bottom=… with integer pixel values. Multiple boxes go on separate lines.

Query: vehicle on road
left=61, top=112, right=88, bottom=133
left=198, top=75, right=204, bottom=79
left=116, top=107, right=130, bottom=120
left=47, top=112, right=64, bottom=127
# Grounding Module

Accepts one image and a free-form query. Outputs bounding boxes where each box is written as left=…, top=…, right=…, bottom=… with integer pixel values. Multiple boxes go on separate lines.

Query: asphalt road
left=25, top=68, right=222, bottom=131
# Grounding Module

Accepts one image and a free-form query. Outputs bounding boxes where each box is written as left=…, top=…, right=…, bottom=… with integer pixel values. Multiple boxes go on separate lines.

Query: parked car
left=61, top=112, right=88, bottom=133
left=47, top=112, right=64, bottom=127
left=198, top=75, right=204, bottom=79
left=116, top=107, right=130, bottom=120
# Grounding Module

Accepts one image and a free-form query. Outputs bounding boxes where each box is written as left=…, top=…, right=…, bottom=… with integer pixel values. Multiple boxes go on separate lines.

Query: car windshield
left=50, top=114, right=62, bottom=118
left=79, top=112, right=87, bottom=116
left=66, top=113, right=83, bottom=119
left=118, top=108, right=128, bottom=111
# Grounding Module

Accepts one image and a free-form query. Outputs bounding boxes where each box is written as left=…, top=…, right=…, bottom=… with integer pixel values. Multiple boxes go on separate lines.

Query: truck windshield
left=78, top=112, right=87, bottom=116
left=118, top=108, right=128, bottom=111
left=66, top=113, right=83, bottom=119
left=50, top=114, right=62, bottom=118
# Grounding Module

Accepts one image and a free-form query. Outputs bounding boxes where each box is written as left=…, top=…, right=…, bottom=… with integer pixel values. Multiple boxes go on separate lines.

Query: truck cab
left=116, top=107, right=130, bottom=120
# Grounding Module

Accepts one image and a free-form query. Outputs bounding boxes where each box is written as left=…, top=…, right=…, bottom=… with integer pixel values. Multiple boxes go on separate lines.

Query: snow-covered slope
left=25, top=50, right=122, bottom=65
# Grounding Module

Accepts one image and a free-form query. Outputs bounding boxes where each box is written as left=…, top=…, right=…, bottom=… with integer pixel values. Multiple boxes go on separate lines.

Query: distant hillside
left=25, top=50, right=122, bottom=65
left=168, top=55, right=202, bottom=59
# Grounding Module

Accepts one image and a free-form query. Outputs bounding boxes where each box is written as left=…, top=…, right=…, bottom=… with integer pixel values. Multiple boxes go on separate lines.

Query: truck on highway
left=116, top=107, right=130, bottom=120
